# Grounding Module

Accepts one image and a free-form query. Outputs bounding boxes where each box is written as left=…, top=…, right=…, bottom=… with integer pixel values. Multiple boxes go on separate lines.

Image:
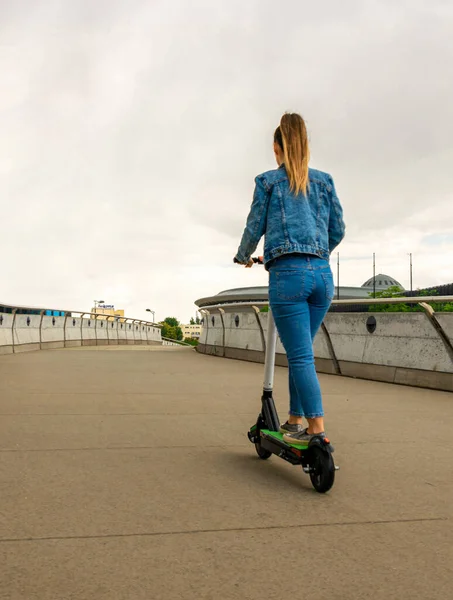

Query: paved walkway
left=0, top=346, right=452, bottom=600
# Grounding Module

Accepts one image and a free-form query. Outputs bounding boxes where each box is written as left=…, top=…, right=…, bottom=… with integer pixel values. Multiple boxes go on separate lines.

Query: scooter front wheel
left=307, top=446, right=335, bottom=493
left=255, top=441, right=272, bottom=460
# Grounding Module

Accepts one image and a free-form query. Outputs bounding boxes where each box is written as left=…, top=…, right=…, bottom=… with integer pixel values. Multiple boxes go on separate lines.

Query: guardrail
left=195, top=295, right=453, bottom=392
left=161, top=337, right=194, bottom=347
left=0, top=302, right=162, bottom=355
left=197, top=295, right=453, bottom=310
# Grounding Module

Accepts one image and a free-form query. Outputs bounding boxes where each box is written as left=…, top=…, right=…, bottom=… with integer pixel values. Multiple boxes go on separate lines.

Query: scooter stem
left=263, top=309, right=278, bottom=392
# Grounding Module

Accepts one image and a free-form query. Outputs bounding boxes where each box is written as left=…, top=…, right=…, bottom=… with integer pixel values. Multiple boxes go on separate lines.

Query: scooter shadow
left=222, top=450, right=318, bottom=495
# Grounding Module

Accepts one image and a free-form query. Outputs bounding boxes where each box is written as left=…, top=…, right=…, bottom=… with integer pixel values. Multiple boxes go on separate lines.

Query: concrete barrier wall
left=82, top=318, right=97, bottom=345
left=118, top=322, right=128, bottom=343
left=41, top=315, right=65, bottom=349
left=125, top=322, right=135, bottom=344
left=95, top=319, right=109, bottom=343
left=0, top=313, right=14, bottom=353
left=437, top=314, right=453, bottom=345
left=148, top=325, right=156, bottom=342
left=66, top=317, right=83, bottom=346
left=13, top=314, right=41, bottom=350
left=107, top=320, right=119, bottom=344
left=0, top=309, right=162, bottom=354
left=224, top=312, right=263, bottom=351
left=198, top=309, right=453, bottom=392
left=325, top=313, right=451, bottom=372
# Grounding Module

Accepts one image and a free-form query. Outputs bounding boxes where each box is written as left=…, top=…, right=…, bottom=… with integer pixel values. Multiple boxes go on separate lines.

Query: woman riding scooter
left=234, top=112, right=346, bottom=445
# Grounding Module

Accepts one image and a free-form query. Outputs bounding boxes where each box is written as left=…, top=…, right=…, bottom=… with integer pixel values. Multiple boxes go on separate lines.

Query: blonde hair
left=274, top=113, right=310, bottom=195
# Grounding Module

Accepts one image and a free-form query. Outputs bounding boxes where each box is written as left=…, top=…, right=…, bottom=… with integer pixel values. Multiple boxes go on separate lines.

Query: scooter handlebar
left=233, top=256, right=264, bottom=265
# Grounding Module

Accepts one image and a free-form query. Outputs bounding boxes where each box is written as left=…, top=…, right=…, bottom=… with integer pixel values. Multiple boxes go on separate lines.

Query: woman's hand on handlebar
left=233, top=256, right=264, bottom=267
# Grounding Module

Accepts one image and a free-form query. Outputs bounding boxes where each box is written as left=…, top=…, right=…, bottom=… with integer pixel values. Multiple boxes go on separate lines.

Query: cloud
left=0, top=0, right=452, bottom=322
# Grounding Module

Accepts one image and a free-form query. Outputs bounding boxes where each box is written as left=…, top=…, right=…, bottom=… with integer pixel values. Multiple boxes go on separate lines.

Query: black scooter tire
left=255, top=442, right=272, bottom=460
left=307, top=446, right=335, bottom=493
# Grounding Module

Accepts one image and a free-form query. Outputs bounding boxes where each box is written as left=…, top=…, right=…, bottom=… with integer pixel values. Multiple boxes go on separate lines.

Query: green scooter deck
left=260, top=429, right=308, bottom=450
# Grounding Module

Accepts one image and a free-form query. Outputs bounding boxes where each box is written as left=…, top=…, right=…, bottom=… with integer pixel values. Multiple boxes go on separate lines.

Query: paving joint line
left=0, top=517, right=447, bottom=545
left=0, top=440, right=425, bottom=453
left=0, top=444, right=243, bottom=453
left=0, top=412, right=257, bottom=417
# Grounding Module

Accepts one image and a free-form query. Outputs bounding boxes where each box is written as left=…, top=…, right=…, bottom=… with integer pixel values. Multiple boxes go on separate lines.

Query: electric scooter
left=236, top=256, right=338, bottom=493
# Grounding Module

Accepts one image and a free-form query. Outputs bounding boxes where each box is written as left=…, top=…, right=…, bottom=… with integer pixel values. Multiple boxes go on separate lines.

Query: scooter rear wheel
left=307, top=446, right=335, bottom=493
left=255, top=441, right=272, bottom=460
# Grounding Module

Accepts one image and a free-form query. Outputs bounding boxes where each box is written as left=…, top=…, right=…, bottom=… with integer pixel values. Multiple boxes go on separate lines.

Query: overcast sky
left=1, top=0, right=452, bottom=323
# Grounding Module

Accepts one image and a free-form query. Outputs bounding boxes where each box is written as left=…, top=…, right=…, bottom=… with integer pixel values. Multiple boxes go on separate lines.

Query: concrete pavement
left=0, top=346, right=452, bottom=599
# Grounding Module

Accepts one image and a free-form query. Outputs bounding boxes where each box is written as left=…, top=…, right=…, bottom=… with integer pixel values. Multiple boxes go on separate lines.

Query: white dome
left=362, top=274, right=403, bottom=289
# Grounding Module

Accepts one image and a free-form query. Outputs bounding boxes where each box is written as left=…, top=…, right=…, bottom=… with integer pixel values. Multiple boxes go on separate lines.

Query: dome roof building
left=362, top=274, right=403, bottom=290
left=195, top=273, right=406, bottom=309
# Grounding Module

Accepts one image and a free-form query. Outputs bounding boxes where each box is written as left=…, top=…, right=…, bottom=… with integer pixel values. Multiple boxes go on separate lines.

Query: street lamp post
left=336, top=252, right=340, bottom=300
left=408, top=253, right=413, bottom=293
left=372, top=253, right=376, bottom=298
left=146, top=308, right=155, bottom=323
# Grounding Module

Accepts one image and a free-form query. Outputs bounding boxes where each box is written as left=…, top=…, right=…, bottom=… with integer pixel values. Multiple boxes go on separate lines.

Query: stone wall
left=197, top=309, right=453, bottom=392
left=0, top=310, right=162, bottom=355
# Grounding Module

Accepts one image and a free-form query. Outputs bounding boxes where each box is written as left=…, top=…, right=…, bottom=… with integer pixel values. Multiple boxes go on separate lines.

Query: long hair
left=274, top=113, right=310, bottom=195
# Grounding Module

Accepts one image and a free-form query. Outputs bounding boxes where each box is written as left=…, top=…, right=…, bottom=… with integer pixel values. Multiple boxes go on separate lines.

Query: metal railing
left=0, top=301, right=161, bottom=327
left=0, top=301, right=162, bottom=353
left=161, top=337, right=194, bottom=347
left=197, top=295, right=453, bottom=367
left=197, top=295, right=453, bottom=312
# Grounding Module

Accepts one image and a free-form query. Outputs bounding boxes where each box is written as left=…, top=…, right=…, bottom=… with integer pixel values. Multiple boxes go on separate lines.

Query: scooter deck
left=261, top=429, right=309, bottom=450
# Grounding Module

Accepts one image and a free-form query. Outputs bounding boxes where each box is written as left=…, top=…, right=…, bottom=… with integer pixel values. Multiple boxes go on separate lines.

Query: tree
left=160, top=323, right=170, bottom=338
left=159, top=317, right=183, bottom=340
left=163, top=317, right=180, bottom=327
left=195, top=315, right=201, bottom=324
left=190, top=317, right=195, bottom=325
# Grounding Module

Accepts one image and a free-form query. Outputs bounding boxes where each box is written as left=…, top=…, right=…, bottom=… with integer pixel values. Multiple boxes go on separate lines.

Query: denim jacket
left=235, top=165, right=345, bottom=267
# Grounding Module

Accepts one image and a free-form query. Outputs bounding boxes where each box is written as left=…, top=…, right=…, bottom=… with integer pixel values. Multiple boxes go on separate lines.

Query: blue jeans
left=268, top=254, right=334, bottom=418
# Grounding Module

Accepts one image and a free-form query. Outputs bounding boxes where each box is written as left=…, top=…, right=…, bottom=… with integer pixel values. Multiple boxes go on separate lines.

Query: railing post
left=39, top=310, right=45, bottom=350
left=106, top=316, right=111, bottom=344
left=321, top=322, right=341, bottom=375
left=218, top=308, right=226, bottom=357
left=418, top=302, right=453, bottom=364
left=80, top=313, right=85, bottom=346
left=126, top=318, right=133, bottom=344
left=203, top=309, right=210, bottom=347
left=94, top=314, right=99, bottom=345
left=11, top=308, right=17, bottom=354
left=63, top=312, right=69, bottom=348
left=251, top=306, right=266, bottom=353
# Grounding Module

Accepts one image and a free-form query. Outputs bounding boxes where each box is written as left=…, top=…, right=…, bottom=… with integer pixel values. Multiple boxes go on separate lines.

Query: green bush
left=368, top=287, right=453, bottom=312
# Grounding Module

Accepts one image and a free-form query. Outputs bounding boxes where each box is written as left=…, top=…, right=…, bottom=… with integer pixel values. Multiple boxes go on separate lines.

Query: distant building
left=180, top=323, right=202, bottom=339
left=362, top=274, right=403, bottom=290
left=91, top=305, right=125, bottom=321
left=0, top=304, right=69, bottom=316
left=335, top=273, right=404, bottom=299
left=196, top=273, right=410, bottom=310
